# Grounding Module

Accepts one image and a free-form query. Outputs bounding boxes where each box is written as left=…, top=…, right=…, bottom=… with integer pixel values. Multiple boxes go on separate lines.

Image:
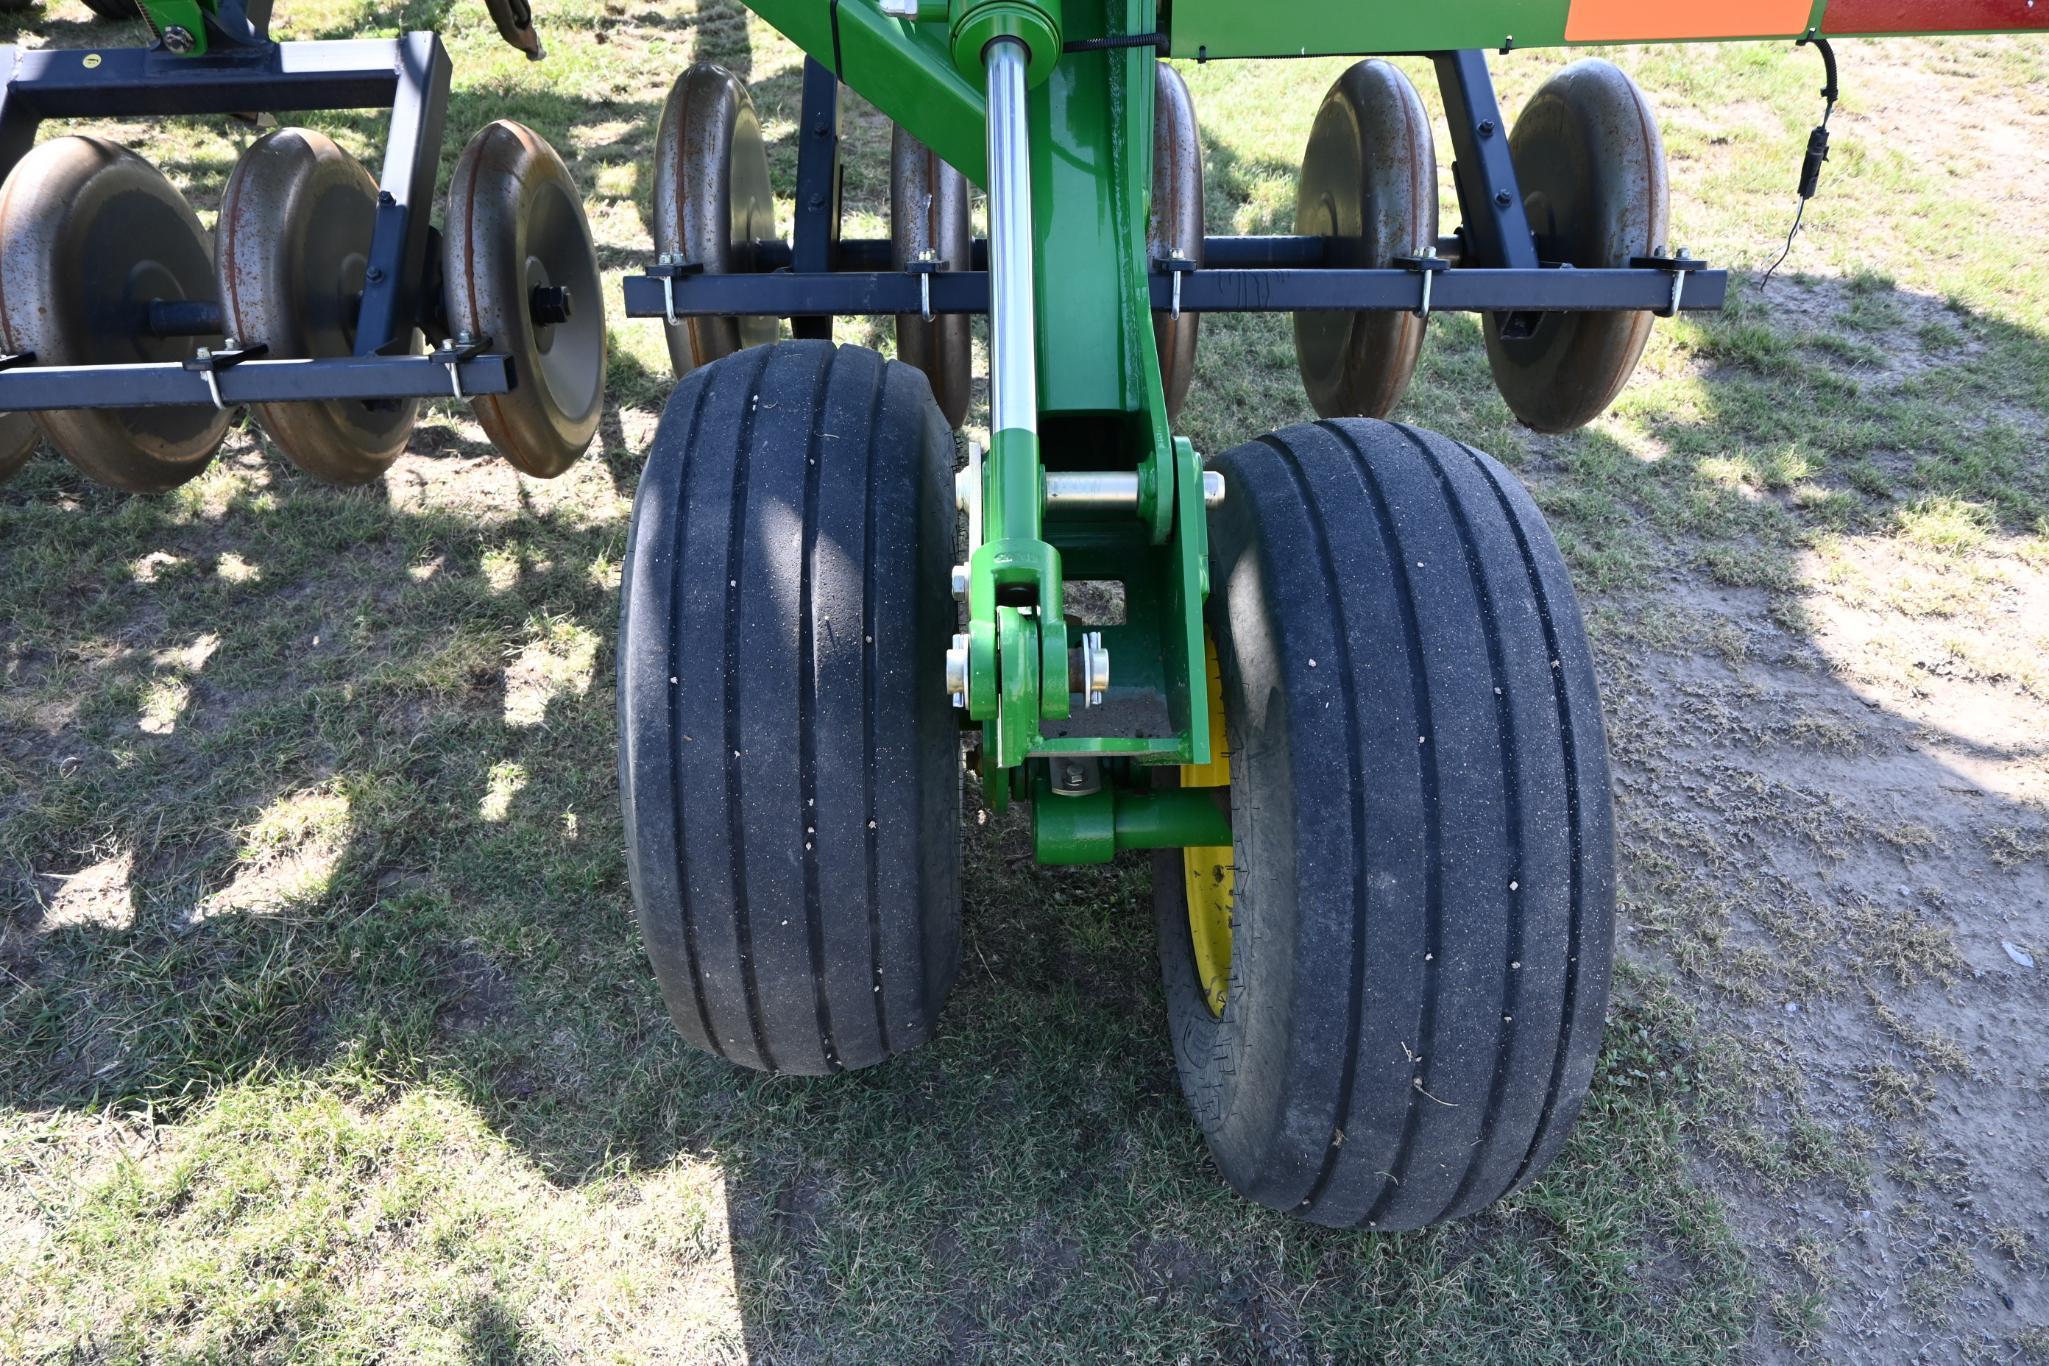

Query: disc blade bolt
left=529, top=284, right=574, bottom=326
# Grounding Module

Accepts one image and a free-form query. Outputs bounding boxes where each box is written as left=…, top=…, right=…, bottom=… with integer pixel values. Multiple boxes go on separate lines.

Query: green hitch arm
left=739, top=0, right=991, bottom=184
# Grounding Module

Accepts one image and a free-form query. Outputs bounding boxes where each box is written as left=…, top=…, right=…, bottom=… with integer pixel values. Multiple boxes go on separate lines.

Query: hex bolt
left=161, top=25, right=196, bottom=53
left=950, top=564, right=970, bottom=600
left=529, top=284, right=574, bottom=327
left=1495, top=188, right=1513, bottom=207
left=364, top=266, right=385, bottom=284
left=1202, top=471, right=1227, bottom=509
left=1478, top=119, right=1496, bottom=137
left=944, top=634, right=970, bottom=710
left=1062, top=761, right=1087, bottom=790
left=377, top=190, right=395, bottom=207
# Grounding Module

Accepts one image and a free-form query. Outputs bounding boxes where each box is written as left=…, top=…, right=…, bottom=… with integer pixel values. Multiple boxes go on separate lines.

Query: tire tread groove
left=799, top=345, right=842, bottom=1072
left=1396, top=423, right=1527, bottom=1223
left=1463, top=443, right=1590, bottom=1190
left=1319, top=421, right=1444, bottom=1229
left=723, top=348, right=775, bottom=1072
left=663, top=369, right=723, bottom=1055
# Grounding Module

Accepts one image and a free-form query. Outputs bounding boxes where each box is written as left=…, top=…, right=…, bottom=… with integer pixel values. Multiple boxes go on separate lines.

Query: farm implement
left=4, top=0, right=2044, bottom=1229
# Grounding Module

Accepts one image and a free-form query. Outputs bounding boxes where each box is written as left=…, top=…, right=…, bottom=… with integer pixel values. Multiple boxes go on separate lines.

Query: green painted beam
left=1163, top=0, right=2049, bottom=59
left=743, top=0, right=988, bottom=184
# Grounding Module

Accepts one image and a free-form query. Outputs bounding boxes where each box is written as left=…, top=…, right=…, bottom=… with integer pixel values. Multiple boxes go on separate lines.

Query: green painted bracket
left=747, top=0, right=1212, bottom=789
left=744, top=0, right=989, bottom=184
left=1032, top=773, right=1231, bottom=865
left=139, top=0, right=213, bottom=54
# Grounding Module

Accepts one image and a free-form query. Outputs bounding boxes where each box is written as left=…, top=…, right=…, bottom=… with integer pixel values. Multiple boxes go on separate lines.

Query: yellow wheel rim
left=1179, top=636, right=1233, bottom=1016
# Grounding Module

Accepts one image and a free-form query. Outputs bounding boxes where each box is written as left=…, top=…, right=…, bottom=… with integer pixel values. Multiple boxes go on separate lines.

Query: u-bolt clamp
left=1394, top=247, right=1449, bottom=319
left=907, top=251, right=943, bottom=322
left=1156, top=256, right=1196, bottom=321
left=182, top=339, right=268, bottom=411
left=1631, top=247, right=1706, bottom=318
left=430, top=333, right=491, bottom=401
left=650, top=254, right=705, bottom=329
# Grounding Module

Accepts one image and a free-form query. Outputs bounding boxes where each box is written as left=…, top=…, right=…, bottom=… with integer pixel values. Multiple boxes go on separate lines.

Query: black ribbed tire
left=618, top=341, right=962, bottom=1074
left=1156, top=418, right=1615, bottom=1229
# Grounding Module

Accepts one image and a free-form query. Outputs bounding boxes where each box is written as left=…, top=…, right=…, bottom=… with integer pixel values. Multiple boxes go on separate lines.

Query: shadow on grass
left=0, top=378, right=1744, bottom=1361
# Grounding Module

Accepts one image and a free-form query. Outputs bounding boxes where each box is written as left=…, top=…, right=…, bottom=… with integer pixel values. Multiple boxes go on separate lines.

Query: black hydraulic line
left=1762, top=37, right=1839, bottom=288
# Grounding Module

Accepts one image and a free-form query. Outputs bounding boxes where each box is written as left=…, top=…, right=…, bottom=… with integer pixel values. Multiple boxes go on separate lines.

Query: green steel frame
left=734, top=0, right=2049, bottom=865
left=750, top=0, right=1214, bottom=868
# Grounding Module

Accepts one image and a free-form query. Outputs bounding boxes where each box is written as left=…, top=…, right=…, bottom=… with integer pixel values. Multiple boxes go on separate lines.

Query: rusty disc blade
left=1292, top=60, right=1437, bottom=421
left=0, top=136, right=228, bottom=493
left=654, top=63, right=778, bottom=376
left=219, top=127, right=418, bottom=485
left=1486, top=59, right=1671, bottom=433
left=444, top=120, right=607, bottom=479
left=891, top=125, right=974, bottom=429
left=1151, top=62, right=1204, bottom=423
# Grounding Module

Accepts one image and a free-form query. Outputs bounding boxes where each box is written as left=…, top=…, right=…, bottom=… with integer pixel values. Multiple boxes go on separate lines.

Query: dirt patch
left=1592, top=522, right=2049, bottom=1360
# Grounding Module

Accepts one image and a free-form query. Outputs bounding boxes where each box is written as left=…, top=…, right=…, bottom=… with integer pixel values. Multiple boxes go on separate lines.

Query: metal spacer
left=1202, top=470, right=1226, bottom=509
left=1078, top=630, right=1110, bottom=708
left=944, top=633, right=971, bottom=710
left=956, top=440, right=984, bottom=553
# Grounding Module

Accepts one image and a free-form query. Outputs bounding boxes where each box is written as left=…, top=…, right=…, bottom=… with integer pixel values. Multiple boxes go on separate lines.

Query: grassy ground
left=3, top=2, right=2047, bottom=1361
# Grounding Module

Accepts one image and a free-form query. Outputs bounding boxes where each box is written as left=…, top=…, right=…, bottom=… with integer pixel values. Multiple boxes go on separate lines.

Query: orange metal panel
left=1565, top=0, right=1814, bottom=41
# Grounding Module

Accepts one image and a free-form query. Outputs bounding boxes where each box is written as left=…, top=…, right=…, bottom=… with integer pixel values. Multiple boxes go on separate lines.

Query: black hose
left=1762, top=37, right=1840, bottom=289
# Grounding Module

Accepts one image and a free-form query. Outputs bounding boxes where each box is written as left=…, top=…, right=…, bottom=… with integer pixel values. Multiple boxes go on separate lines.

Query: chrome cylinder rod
left=984, top=37, right=1036, bottom=440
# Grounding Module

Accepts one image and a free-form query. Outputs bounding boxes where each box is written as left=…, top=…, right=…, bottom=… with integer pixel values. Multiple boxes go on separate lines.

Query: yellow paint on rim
left=1179, top=635, right=1233, bottom=1016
